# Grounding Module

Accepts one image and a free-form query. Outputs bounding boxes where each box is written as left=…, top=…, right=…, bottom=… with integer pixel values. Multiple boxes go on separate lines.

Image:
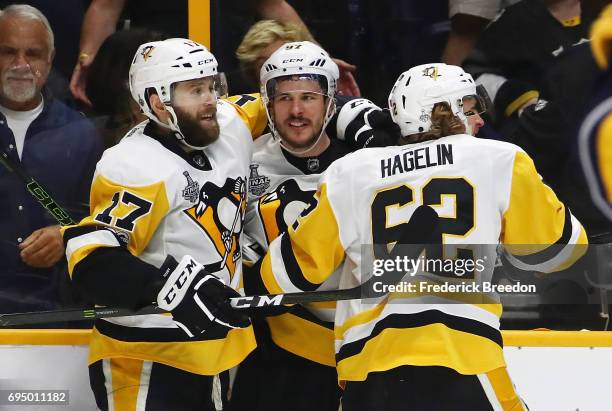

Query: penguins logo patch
left=141, top=45, right=155, bottom=61
left=422, top=66, right=441, bottom=80
left=257, top=179, right=317, bottom=244
left=184, top=177, right=247, bottom=277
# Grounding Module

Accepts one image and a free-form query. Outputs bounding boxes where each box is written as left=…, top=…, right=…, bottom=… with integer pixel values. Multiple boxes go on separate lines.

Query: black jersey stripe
left=509, top=207, right=573, bottom=266
left=336, top=310, right=503, bottom=363
left=280, top=233, right=320, bottom=292
left=95, top=317, right=230, bottom=343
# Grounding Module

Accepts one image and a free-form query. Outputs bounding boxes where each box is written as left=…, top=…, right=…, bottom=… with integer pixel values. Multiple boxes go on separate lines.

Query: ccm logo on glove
left=158, top=256, right=205, bottom=311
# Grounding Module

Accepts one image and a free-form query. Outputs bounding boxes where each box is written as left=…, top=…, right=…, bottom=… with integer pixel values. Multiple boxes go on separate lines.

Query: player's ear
left=149, top=93, right=167, bottom=117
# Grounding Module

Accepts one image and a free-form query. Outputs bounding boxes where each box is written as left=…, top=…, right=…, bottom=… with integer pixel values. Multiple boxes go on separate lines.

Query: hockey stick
left=0, top=146, right=75, bottom=226
left=0, top=206, right=438, bottom=326
left=0, top=288, right=362, bottom=326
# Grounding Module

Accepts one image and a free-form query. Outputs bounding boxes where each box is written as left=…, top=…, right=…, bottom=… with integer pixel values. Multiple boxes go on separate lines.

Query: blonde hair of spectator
left=0, top=4, right=55, bottom=55
left=236, top=19, right=313, bottom=84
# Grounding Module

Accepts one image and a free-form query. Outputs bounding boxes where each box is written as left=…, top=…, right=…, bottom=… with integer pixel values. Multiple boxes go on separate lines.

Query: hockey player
left=255, top=63, right=588, bottom=410
left=231, top=41, right=363, bottom=411
left=61, top=39, right=255, bottom=410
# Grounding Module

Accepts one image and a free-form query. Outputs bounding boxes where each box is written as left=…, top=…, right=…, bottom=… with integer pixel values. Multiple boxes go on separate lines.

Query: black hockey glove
left=362, top=108, right=402, bottom=147
left=156, top=255, right=250, bottom=337
left=336, top=98, right=401, bottom=148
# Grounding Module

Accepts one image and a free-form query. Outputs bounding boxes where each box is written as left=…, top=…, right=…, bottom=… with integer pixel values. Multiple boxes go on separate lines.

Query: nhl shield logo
left=182, top=171, right=199, bottom=203
left=248, top=164, right=270, bottom=196
left=306, top=158, right=319, bottom=172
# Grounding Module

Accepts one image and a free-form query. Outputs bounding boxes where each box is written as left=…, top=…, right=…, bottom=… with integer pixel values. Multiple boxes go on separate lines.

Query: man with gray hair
left=0, top=4, right=102, bottom=315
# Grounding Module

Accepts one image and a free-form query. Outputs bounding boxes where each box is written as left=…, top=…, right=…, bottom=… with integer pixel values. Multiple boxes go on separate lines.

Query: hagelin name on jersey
left=381, top=144, right=453, bottom=178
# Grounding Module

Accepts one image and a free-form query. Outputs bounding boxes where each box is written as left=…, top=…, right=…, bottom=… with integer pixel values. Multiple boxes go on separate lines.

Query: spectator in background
left=0, top=0, right=86, bottom=83
left=69, top=0, right=359, bottom=104
left=288, top=0, right=449, bottom=105
left=0, top=4, right=103, bottom=313
left=236, top=20, right=314, bottom=90
left=0, top=0, right=87, bottom=105
left=463, top=0, right=592, bottom=130
left=441, top=0, right=520, bottom=65
left=86, top=28, right=164, bottom=147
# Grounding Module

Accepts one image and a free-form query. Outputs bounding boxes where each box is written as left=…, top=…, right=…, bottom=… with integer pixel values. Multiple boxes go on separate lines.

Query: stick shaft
left=0, top=149, right=75, bottom=225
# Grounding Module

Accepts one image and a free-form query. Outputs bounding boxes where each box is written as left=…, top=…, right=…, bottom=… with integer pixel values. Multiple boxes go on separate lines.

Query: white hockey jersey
left=243, top=133, right=343, bottom=366
left=63, top=100, right=256, bottom=375
left=259, top=134, right=588, bottom=382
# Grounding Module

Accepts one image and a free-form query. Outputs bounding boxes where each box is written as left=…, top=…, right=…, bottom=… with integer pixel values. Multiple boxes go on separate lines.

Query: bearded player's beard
left=174, top=106, right=220, bottom=148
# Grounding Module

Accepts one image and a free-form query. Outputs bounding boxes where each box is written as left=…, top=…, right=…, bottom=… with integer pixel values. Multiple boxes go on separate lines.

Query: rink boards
left=0, top=330, right=611, bottom=410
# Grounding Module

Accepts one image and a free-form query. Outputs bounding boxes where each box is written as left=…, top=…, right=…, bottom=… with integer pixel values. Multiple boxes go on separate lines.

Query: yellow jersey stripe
left=89, top=325, right=256, bottom=376
left=110, top=357, right=143, bottom=411
left=268, top=313, right=336, bottom=366
left=485, top=367, right=527, bottom=411
left=336, top=323, right=505, bottom=382
left=65, top=229, right=120, bottom=275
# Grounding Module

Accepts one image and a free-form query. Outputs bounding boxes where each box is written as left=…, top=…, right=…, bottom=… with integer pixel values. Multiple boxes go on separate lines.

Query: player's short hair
left=236, top=20, right=313, bottom=87
left=0, top=4, right=54, bottom=53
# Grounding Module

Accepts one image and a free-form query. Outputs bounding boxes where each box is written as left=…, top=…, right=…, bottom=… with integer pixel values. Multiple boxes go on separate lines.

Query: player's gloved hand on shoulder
left=156, top=255, right=250, bottom=337
left=336, top=98, right=401, bottom=148
left=362, top=108, right=402, bottom=147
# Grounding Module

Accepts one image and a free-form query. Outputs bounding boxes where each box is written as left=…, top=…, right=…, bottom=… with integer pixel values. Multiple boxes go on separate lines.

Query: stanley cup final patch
left=182, top=171, right=200, bottom=203
left=248, top=164, right=270, bottom=196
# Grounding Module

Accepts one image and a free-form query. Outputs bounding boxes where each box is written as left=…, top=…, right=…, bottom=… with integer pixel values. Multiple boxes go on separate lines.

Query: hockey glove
left=156, top=255, right=251, bottom=337
left=336, top=98, right=401, bottom=148
left=363, top=108, right=402, bottom=147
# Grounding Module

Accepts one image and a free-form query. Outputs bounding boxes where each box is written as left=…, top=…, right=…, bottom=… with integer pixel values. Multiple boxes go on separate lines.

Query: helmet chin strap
left=276, top=97, right=335, bottom=157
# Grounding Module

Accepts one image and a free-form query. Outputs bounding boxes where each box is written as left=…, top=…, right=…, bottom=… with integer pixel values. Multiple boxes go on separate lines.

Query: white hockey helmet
left=388, top=63, right=488, bottom=137
left=260, top=41, right=339, bottom=153
left=129, top=38, right=225, bottom=148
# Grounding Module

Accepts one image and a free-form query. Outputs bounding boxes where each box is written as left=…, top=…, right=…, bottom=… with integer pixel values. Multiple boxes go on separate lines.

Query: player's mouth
left=287, top=119, right=310, bottom=129
left=199, top=111, right=216, bottom=125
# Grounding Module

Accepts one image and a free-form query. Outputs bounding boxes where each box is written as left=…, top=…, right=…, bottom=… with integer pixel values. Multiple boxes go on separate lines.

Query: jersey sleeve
left=225, top=93, right=268, bottom=139
left=62, top=172, right=170, bottom=277
left=258, top=182, right=346, bottom=295
left=501, top=150, right=588, bottom=273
